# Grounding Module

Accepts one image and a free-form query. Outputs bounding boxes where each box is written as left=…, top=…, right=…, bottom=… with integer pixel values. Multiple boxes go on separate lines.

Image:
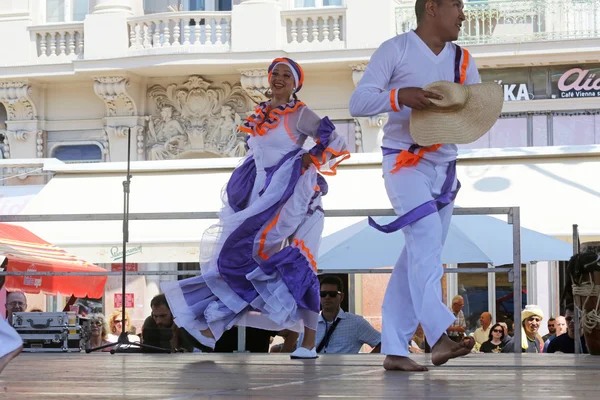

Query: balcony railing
left=282, top=6, right=346, bottom=50
left=29, top=23, right=85, bottom=62
left=127, top=12, right=232, bottom=54
left=396, top=0, right=600, bottom=45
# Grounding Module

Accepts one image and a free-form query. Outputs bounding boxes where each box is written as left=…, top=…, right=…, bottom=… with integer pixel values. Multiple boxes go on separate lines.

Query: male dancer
left=349, top=0, right=478, bottom=371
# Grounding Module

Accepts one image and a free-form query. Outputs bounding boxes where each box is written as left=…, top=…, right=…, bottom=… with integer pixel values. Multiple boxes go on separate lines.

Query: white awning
left=0, top=184, right=45, bottom=216
left=14, top=147, right=600, bottom=264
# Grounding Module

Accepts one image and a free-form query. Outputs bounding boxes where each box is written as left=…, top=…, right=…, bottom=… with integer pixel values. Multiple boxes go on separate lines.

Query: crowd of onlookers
left=444, top=295, right=588, bottom=354
left=3, top=281, right=588, bottom=355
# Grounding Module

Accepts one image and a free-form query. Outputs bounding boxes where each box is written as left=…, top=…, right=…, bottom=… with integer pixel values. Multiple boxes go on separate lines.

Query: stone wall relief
left=0, top=81, right=44, bottom=161
left=146, top=75, right=251, bottom=160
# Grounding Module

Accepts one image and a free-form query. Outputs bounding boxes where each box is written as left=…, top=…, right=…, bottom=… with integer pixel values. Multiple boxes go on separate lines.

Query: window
left=458, top=117, right=528, bottom=150
left=552, top=114, right=597, bottom=146
left=294, top=0, right=342, bottom=7
left=53, top=144, right=103, bottom=163
left=143, top=0, right=231, bottom=13
left=46, top=0, right=90, bottom=22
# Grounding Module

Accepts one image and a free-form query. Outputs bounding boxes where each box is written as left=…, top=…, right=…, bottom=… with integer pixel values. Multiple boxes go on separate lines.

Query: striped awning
left=1, top=223, right=107, bottom=298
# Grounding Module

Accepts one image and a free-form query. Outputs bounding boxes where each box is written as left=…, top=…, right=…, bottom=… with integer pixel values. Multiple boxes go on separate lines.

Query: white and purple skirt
left=161, top=147, right=328, bottom=346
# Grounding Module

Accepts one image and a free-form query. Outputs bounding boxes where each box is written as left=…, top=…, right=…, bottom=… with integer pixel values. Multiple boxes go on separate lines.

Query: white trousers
left=380, top=156, right=457, bottom=357
left=0, top=318, right=22, bottom=358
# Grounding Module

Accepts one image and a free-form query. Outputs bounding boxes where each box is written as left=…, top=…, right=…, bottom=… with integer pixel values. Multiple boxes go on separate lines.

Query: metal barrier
left=1, top=206, right=523, bottom=353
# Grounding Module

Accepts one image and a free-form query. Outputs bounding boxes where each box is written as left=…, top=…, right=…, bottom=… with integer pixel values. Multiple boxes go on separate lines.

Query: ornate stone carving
left=146, top=76, right=250, bottom=160
left=353, top=118, right=363, bottom=152
left=351, top=63, right=368, bottom=88
left=240, top=69, right=269, bottom=104
left=0, top=81, right=38, bottom=120
left=93, top=77, right=137, bottom=117
left=36, top=130, right=45, bottom=158
left=1, top=130, right=44, bottom=159
left=103, top=125, right=145, bottom=161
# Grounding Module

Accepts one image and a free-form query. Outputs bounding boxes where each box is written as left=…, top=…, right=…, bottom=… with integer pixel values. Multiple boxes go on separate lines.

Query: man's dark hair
left=566, top=304, right=575, bottom=313
left=319, top=275, right=344, bottom=293
left=151, top=293, right=169, bottom=309
left=548, top=317, right=556, bottom=322
left=415, top=0, right=441, bottom=23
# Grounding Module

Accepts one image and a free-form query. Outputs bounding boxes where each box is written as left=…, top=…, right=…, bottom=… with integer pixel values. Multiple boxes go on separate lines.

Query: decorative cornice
left=350, top=63, right=368, bottom=88
left=93, top=77, right=137, bottom=117
left=0, top=81, right=38, bottom=120
left=240, top=69, right=269, bottom=104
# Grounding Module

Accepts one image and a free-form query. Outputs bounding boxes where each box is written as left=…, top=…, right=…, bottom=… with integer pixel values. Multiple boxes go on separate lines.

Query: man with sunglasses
left=297, top=275, right=381, bottom=354
left=546, top=305, right=588, bottom=354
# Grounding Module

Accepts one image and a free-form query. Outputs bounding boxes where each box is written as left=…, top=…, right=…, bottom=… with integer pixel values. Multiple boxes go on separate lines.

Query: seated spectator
left=5, top=291, right=27, bottom=325
left=87, top=313, right=112, bottom=352
left=503, top=305, right=544, bottom=353
left=480, top=323, right=505, bottom=353
left=298, top=275, right=381, bottom=354
left=473, top=312, right=492, bottom=346
left=141, top=294, right=199, bottom=352
left=546, top=305, right=588, bottom=354
left=544, top=316, right=567, bottom=353
left=107, top=310, right=140, bottom=344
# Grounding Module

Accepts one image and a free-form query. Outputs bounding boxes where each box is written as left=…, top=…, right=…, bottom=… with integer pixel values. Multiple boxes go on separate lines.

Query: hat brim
left=409, top=82, right=504, bottom=147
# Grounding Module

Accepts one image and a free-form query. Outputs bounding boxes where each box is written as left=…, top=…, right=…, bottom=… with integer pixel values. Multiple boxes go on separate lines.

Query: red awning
left=0, top=223, right=107, bottom=298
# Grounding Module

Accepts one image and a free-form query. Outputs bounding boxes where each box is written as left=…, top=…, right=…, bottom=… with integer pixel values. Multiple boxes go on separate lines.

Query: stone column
left=84, top=0, right=133, bottom=60
left=231, top=0, right=283, bottom=52
left=350, top=64, right=388, bottom=153
left=93, top=76, right=146, bottom=162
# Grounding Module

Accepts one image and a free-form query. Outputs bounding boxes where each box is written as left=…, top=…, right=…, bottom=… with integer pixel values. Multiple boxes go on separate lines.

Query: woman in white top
left=161, top=57, right=350, bottom=359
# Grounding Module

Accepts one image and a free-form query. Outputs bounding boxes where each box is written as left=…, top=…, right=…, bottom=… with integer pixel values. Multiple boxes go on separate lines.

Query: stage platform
left=1, top=353, right=597, bottom=399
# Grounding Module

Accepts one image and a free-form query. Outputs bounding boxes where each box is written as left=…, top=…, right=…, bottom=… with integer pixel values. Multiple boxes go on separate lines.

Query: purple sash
left=369, top=45, right=465, bottom=233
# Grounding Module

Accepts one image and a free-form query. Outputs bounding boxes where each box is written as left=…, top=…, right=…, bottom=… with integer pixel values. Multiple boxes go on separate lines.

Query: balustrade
left=29, top=23, right=85, bottom=61
left=396, top=0, right=600, bottom=44
left=282, top=7, right=345, bottom=50
left=128, top=12, right=232, bottom=54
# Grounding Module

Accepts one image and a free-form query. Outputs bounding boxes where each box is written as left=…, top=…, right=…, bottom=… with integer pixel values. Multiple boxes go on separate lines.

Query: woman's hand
left=302, top=153, right=316, bottom=170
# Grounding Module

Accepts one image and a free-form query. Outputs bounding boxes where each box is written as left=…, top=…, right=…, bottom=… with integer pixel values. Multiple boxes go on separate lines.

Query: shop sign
left=110, top=245, right=143, bottom=261
left=114, top=293, right=135, bottom=308
left=111, top=263, right=138, bottom=272
left=494, top=80, right=532, bottom=101
left=558, top=68, right=600, bottom=98
left=23, top=264, right=42, bottom=288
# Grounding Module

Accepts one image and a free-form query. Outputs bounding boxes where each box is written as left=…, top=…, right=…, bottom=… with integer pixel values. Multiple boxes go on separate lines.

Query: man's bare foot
left=431, top=335, right=474, bottom=366
left=0, top=346, right=23, bottom=375
left=383, top=355, right=428, bottom=372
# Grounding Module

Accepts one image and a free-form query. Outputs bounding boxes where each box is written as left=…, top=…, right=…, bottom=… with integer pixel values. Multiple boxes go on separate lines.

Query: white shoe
left=290, top=347, right=318, bottom=359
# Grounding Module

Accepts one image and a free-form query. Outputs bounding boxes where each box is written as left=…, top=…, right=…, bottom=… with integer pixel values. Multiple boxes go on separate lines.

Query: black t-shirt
left=214, top=327, right=278, bottom=353
left=140, top=316, right=197, bottom=353
left=546, top=333, right=588, bottom=354
left=480, top=340, right=503, bottom=353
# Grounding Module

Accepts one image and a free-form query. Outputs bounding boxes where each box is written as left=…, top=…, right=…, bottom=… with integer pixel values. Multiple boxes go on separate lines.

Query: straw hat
left=409, top=81, right=504, bottom=146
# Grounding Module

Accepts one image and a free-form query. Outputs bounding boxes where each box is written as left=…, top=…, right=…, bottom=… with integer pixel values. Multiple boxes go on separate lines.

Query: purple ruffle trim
left=226, top=156, right=256, bottom=212
left=258, top=246, right=320, bottom=313
left=308, top=116, right=336, bottom=159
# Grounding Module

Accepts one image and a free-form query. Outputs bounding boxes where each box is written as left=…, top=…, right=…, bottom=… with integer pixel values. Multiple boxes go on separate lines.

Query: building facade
left=2, top=0, right=600, bottom=336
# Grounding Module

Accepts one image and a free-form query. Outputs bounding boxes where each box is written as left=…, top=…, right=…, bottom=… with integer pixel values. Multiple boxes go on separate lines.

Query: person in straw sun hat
left=350, top=0, right=503, bottom=372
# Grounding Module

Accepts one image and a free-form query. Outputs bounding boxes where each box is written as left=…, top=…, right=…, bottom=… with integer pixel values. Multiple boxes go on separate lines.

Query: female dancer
left=161, top=57, right=350, bottom=359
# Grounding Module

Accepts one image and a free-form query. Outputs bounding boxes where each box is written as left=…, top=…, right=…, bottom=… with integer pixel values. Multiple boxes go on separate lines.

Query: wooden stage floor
left=1, top=353, right=598, bottom=399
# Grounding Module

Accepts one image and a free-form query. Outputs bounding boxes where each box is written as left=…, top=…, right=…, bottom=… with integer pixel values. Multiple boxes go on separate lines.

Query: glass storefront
left=462, top=64, right=600, bottom=150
